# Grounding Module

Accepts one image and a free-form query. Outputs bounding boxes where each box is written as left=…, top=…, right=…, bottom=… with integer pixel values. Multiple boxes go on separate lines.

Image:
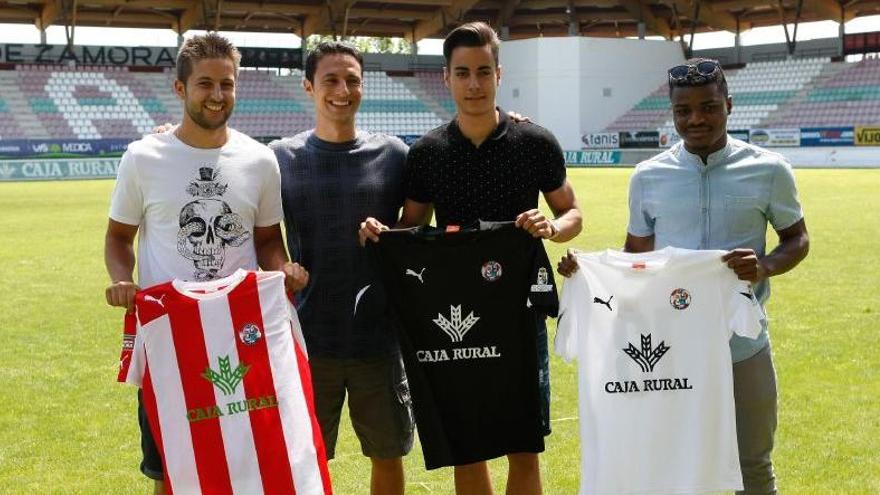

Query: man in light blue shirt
left=630, top=59, right=809, bottom=495
left=561, top=59, right=809, bottom=495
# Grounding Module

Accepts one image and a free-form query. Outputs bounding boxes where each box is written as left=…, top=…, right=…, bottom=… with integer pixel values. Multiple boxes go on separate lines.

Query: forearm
left=549, top=208, right=582, bottom=243
left=105, top=236, right=136, bottom=283
left=256, top=238, right=290, bottom=272
left=761, top=233, right=809, bottom=278
left=623, top=233, right=654, bottom=253
left=395, top=200, right=433, bottom=228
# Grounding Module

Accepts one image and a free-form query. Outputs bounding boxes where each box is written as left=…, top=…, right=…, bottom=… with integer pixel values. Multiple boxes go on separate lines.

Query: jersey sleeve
left=403, top=141, right=433, bottom=204
left=626, top=168, right=654, bottom=237
left=527, top=240, right=559, bottom=318
left=724, top=275, right=765, bottom=340
left=255, top=151, right=284, bottom=227
left=767, top=159, right=804, bottom=231
left=536, top=128, right=566, bottom=193
left=117, top=311, right=146, bottom=386
left=108, top=150, right=144, bottom=226
left=554, top=271, right=585, bottom=361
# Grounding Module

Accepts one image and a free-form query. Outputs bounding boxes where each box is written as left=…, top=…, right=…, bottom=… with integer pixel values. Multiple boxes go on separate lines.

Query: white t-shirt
left=556, top=247, right=765, bottom=495
left=119, top=270, right=329, bottom=494
left=109, top=129, right=283, bottom=288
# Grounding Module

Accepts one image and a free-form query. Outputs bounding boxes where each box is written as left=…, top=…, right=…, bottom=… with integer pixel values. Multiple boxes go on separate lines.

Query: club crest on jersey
left=481, top=261, right=502, bottom=282
left=669, top=288, right=691, bottom=310
left=531, top=267, right=554, bottom=292
left=239, top=323, right=262, bottom=345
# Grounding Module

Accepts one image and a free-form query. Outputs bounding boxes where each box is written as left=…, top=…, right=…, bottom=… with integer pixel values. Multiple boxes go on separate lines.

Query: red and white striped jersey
left=118, top=269, right=332, bottom=495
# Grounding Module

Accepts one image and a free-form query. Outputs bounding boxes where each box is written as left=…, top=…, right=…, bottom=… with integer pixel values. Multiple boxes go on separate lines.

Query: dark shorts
left=137, top=389, right=164, bottom=481
left=310, top=354, right=415, bottom=459
left=536, top=316, right=552, bottom=436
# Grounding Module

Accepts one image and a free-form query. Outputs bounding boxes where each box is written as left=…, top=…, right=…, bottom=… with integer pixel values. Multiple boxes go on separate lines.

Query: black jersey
left=369, top=222, right=558, bottom=469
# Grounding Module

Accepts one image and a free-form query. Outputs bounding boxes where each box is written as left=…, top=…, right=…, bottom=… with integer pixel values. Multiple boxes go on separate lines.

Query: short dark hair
left=668, top=58, right=728, bottom=99
left=176, top=33, right=241, bottom=84
left=443, top=22, right=500, bottom=67
left=304, top=41, right=364, bottom=83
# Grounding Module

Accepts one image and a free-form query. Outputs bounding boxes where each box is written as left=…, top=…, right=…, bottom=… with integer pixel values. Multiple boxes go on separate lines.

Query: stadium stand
left=0, top=65, right=453, bottom=141
left=604, top=57, right=845, bottom=134
left=764, top=58, right=880, bottom=127
left=2, top=56, right=878, bottom=142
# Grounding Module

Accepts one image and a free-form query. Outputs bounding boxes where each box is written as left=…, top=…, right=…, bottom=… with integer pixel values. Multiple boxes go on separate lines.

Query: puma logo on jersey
left=406, top=268, right=426, bottom=284
left=593, top=295, right=613, bottom=311
left=144, top=294, right=166, bottom=307
left=739, top=291, right=755, bottom=302
left=354, top=285, right=371, bottom=316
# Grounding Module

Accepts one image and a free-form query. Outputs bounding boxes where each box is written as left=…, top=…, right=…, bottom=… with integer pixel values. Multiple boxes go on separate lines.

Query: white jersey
left=109, top=128, right=283, bottom=288
left=556, top=247, right=765, bottom=495
left=118, top=270, right=329, bottom=494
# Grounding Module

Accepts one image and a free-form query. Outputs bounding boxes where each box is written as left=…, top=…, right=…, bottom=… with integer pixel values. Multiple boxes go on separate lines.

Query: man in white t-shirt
left=104, top=33, right=308, bottom=494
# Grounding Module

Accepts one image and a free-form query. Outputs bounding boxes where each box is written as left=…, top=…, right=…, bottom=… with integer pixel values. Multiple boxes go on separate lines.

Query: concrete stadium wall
left=498, top=37, right=684, bottom=150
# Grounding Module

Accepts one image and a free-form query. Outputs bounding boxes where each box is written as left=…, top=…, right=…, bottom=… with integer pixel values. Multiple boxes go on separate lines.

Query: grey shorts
left=310, top=354, right=415, bottom=459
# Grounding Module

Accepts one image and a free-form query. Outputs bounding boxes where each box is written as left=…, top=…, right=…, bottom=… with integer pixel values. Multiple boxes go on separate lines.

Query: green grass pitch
left=0, top=168, right=877, bottom=493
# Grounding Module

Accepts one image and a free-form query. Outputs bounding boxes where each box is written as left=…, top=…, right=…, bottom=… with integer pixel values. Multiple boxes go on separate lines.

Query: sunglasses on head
left=668, top=60, right=722, bottom=84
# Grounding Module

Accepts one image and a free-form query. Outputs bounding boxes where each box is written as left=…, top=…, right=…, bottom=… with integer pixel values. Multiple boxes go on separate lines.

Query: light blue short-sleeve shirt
left=628, top=136, right=804, bottom=362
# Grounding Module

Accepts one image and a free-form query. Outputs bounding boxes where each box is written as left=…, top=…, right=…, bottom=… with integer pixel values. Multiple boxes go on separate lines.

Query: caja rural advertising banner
left=564, top=150, right=621, bottom=166
left=749, top=128, right=801, bottom=147
left=0, top=157, right=120, bottom=181
left=800, top=127, right=855, bottom=147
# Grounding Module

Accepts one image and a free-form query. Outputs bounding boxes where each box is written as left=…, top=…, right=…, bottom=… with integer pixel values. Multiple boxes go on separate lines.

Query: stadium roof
left=0, top=0, right=877, bottom=42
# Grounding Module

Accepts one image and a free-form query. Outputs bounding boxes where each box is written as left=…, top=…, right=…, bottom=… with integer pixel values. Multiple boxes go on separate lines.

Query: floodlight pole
left=734, top=16, right=742, bottom=65
left=838, top=4, right=846, bottom=58
left=687, top=0, right=701, bottom=59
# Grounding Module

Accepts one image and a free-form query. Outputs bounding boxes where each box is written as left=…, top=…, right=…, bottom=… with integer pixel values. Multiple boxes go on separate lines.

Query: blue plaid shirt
left=628, top=137, right=804, bottom=362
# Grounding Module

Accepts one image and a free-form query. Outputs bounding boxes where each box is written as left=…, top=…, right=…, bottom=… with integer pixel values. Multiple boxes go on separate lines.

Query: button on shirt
left=627, top=137, right=804, bottom=362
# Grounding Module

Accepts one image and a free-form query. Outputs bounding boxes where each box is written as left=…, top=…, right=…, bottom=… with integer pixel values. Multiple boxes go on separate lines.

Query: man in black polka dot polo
left=360, top=21, right=582, bottom=495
